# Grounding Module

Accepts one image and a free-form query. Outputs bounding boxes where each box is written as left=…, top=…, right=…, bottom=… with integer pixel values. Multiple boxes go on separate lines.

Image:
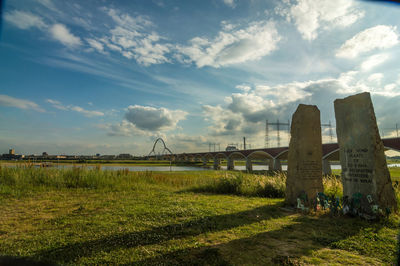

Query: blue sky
left=1, top=0, right=400, bottom=155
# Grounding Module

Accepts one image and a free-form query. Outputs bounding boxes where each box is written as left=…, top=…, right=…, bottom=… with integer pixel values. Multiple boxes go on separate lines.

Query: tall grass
left=0, top=166, right=216, bottom=196
left=323, top=174, right=343, bottom=198
left=194, top=172, right=344, bottom=199
left=0, top=165, right=376, bottom=200
left=191, top=172, right=286, bottom=198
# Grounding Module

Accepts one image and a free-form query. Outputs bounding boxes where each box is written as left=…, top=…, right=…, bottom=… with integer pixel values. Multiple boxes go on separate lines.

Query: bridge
left=152, top=137, right=400, bottom=174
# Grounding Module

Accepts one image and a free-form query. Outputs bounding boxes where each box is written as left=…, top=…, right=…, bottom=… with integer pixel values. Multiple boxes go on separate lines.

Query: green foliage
left=0, top=166, right=400, bottom=265
left=190, top=172, right=286, bottom=198
left=323, top=174, right=343, bottom=198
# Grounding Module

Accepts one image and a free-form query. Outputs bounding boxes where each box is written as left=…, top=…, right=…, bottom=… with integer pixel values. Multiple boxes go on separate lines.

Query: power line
left=266, top=119, right=290, bottom=147
left=321, top=120, right=334, bottom=142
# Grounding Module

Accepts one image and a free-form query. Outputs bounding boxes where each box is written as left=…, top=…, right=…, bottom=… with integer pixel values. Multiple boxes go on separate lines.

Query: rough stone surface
left=286, top=104, right=324, bottom=206
left=334, top=92, right=397, bottom=210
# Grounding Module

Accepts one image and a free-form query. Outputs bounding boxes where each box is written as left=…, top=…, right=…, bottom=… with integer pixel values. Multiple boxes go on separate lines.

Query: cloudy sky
left=1, top=0, right=400, bottom=155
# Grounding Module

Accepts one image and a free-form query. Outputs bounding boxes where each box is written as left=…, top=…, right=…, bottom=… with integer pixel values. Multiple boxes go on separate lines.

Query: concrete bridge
left=158, top=137, right=400, bottom=174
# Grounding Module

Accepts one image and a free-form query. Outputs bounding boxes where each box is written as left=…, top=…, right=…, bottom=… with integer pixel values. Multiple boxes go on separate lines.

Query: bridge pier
left=202, top=157, right=208, bottom=167
left=246, top=158, right=252, bottom=172
left=213, top=158, right=221, bottom=170
left=273, top=159, right=282, bottom=171
left=322, top=159, right=332, bottom=175
left=268, top=159, right=274, bottom=170
left=227, top=158, right=235, bottom=170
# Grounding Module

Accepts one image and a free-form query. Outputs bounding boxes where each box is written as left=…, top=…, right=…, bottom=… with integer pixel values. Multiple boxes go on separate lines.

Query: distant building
left=1, top=148, right=23, bottom=160
left=99, top=155, right=116, bottom=160
left=117, top=153, right=133, bottom=159
left=42, top=152, right=48, bottom=157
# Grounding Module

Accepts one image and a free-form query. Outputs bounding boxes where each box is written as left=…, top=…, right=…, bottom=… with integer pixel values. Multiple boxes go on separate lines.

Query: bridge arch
left=214, top=153, right=228, bottom=160
left=275, top=149, right=289, bottom=160
left=203, top=153, right=215, bottom=160
left=322, top=148, right=340, bottom=160
left=228, top=151, right=247, bottom=160
left=148, top=138, right=173, bottom=156
left=247, top=150, right=273, bottom=160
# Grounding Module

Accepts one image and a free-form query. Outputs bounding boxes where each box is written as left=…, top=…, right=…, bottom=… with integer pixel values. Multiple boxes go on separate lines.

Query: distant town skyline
left=1, top=0, right=400, bottom=156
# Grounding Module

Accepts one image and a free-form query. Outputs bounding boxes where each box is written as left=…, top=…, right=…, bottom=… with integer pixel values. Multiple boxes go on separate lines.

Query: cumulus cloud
left=176, top=20, right=281, bottom=68
left=202, top=69, right=400, bottom=144
left=101, top=120, right=148, bottom=137
left=46, top=99, right=103, bottom=117
left=50, top=24, right=82, bottom=47
left=277, top=0, right=364, bottom=41
left=124, top=105, right=187, bottom=131
left=4, top=10, right=47, bottom=30
left=0, top=94, right=45, bottom=112
left=336, top=25, right=399, bottom=58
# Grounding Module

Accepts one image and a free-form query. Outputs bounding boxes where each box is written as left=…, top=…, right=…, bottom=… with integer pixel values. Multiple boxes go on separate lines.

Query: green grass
left=0, top=166, right=399, bottom=265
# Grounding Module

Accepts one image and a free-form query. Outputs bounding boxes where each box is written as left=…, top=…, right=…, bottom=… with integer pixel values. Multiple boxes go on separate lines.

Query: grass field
left=0, top=166, right=399, bottom=265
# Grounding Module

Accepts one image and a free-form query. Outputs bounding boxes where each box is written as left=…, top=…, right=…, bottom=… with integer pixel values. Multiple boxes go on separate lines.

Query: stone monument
left=334, top=92, right=397, bottom=213
left=286, top=104, right=324, bottom=206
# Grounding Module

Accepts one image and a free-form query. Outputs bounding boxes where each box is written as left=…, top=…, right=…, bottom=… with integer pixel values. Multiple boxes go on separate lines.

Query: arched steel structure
left=148, top=138, right=173, bottom=157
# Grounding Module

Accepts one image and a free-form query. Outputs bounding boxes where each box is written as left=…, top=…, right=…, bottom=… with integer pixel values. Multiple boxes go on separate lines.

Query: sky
left=1, top=0, right=400, bottom=156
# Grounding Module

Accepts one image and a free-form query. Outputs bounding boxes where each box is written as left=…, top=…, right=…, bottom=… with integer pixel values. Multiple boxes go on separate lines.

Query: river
left=3, top=163, right=399, bottom=171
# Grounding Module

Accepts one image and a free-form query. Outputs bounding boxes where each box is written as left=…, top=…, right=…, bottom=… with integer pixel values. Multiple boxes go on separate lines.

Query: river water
left=19, top=164, right=336, bottom=171
left=4, top=163, right=399, bottom=171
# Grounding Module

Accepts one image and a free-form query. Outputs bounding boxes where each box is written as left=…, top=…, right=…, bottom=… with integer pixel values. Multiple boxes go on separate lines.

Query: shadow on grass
left=133, top=214, right=395, bottom=265
left=0, top=256, right=55, bottom=266
left=28, top=202, right=397, bottom=265
left=32, top=204, right=285, bottom=263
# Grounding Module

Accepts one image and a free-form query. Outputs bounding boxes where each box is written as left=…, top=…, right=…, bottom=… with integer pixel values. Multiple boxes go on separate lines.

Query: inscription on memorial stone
left=342, top=148, right=373, bottom=184
left=299, top=160, right=321, bottom=180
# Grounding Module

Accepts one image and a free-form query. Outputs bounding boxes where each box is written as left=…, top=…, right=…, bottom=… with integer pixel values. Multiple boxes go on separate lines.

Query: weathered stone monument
left=286, top=104, right=324, bottom=206
left=334, top=92, right=397, bottom=212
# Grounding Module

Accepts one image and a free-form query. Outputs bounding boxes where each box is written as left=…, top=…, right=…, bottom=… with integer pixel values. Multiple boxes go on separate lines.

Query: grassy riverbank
left=1, top=167, right=399, bottom=265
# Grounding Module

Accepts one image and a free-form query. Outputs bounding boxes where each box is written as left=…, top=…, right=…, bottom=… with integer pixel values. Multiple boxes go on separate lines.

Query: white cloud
left=0, top=94, right=44, bottom=112
left=46, top=99, right=67, bottom=110
left=99, top=8, right=171, bottom=66
left=236, top=84, right=251, bottom=92
left=105, top=121, right=137, bottom=137
left=4, top=10, right=47, bottom=30
left=50, top=24, right=82, bottom=47
left=222, top=0, right=236, bottom=8
left=36, top=0, right=59, bottom=12
left=202, top=69, right=400, bottom=140
left=176, top=20, right=281, bottom=68
left=336, top=25, right=399, bottom=58
left=124, top=105, right=187, bottom=131
left=46, top=99, right=103, bottom=117
left=103, top=120, right=156, bottom=137
left=70, top=106, right=104, bottom=117
left=278, top=0, right=364, bottom=41
left=86, top=38, right=105, bottom=53
left=367, top=73, right=384, bottom=84
left=361, top=54, right=389, bottom=71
